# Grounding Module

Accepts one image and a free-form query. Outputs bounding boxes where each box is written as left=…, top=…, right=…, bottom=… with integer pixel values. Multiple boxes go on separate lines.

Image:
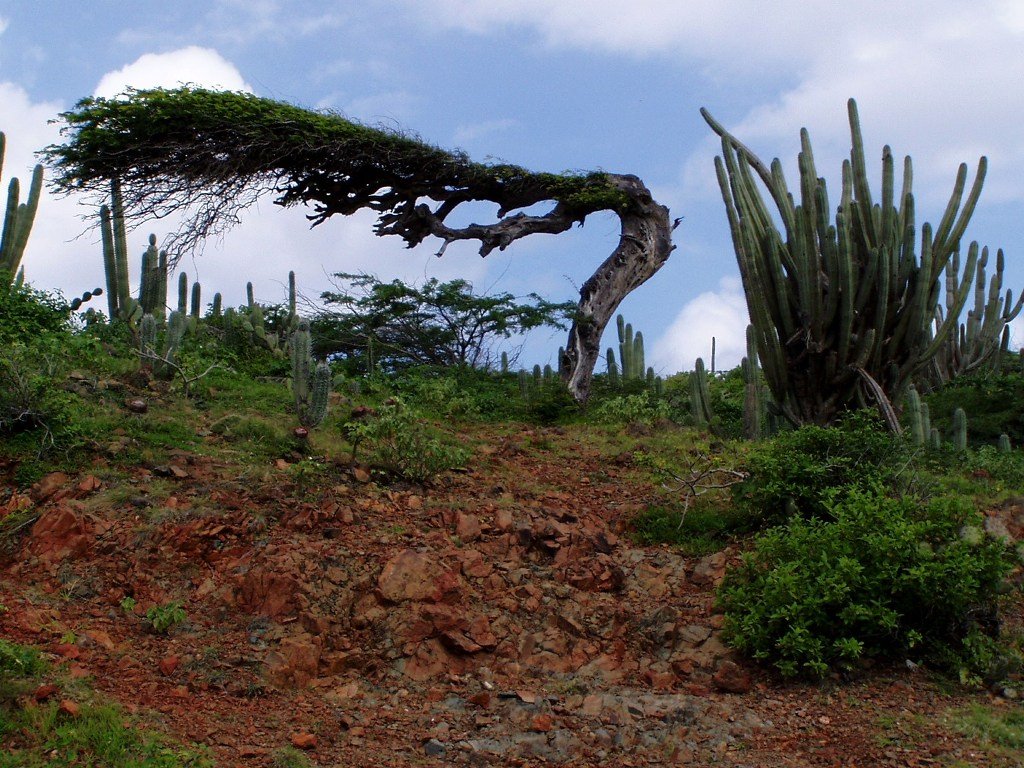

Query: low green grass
left=951, top=703, right=1024, bottom=760
left=0, top=639, right=210, bottom=767
left=630, top=502, right=758, bottom=556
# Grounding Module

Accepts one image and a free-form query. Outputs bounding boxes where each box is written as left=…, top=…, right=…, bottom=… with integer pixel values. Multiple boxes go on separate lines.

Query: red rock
left=290, top=732, right=317, bottom=750
left=238, top=569, right=300, bottom=619
left=53, top=643, right=81, bottom=659
left=455, top=512, right=482, bottom=542
left=530, top=714, right=554, bottom=732
left=68, top=665, right=89, bottom=679
left=712, top=660, right=752, bottom=694
left=29, top=506, right=92, bottom=563
left=33, top=683, right=58, bottom=701
left=407, top=495, right=423, bottom=510
left=494, top=508, right=514, bottom=531
left=377, top=549, right=462, bottom=603
left=75, top=475, right=101, bottom=495
left=84, top=630, right=115, bottom=651
left=468, top=691, right=492, bottom=708
left=59, top=699, right=80, bottom=717
left=401, top=639, right=452, bottom=681
left=158, top=655, right=180, bottom=676
left=353, top=466, right=372, bottom=483
left=31, top=472, right=69, bottom=502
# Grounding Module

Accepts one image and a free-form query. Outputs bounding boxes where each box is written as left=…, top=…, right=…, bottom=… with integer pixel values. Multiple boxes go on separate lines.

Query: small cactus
left=952, top=407, right=968, bottom=451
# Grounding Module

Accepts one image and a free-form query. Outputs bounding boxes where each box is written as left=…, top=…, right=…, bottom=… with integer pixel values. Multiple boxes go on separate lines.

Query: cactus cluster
left=291, top=320, right=330, bottom=428
left=0, top=132, right=43, bottom=286
left=605, top=314, right=663, bottom=394
left=926, top=246, right=1023, bottom=385
left=704, top=99, right=989, bottom=430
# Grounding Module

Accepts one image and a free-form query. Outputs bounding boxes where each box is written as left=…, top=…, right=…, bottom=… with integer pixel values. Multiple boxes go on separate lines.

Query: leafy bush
left=733, top=412, right=906, bottom=525
left=344, top=399, right=469, bottom=483
left=0, top=281, right=69, bottom=348
left=590, top=392, right=670, bottom=425
left=0, top=342, right=77, bottom=450
left=718, top=488, right=1014, bottom=679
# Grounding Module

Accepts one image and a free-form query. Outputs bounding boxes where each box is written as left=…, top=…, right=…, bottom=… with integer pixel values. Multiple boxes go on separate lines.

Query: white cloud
left=93, top=47, right=253, bottom=98
left=651, top=276, right=749, bottom=374
left=453, top=118, right=518, bottom=145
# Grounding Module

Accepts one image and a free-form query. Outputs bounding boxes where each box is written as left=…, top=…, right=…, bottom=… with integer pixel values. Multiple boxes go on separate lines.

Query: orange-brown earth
left=2, top=416, right=1022, bottom=767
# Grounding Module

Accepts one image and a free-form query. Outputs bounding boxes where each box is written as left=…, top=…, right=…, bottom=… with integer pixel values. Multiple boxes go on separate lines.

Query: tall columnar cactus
left=952, top=407, right=968, bottom=451
left=290, top=320, right=329, bottom=427
left=190, top=281, right=201, bottom=318
left=926, top=246, right=1023, bottom=385
left=246, top=281, right=255, bottom=311
left=500, top=351, right=509, bottom=374
left=177, top=272, right=188, bottom=314
left=998, top=433, right=1012, bottom=453
left=606, top=348, right=620, bottom=387
left=211, top=292, right=222, bottom=318
left=703, top=99, right=985, bottom=430
left=741, top=325, right=763, bottom=440
left=904, top=386, right=925, bottom=446
left=690, top=357, right=714, bottom=427
left=0, top=133, right=43, bottom=285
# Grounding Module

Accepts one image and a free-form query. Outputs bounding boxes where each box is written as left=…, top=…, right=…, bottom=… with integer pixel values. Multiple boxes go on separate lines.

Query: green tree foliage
left=315, top=273, right=576, bottom=373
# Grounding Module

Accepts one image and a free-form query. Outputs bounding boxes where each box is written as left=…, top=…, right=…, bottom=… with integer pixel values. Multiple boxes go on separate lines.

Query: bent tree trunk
left=45, top=88, right=676, bottom=400
left=563, top=175, right=674, bottom=399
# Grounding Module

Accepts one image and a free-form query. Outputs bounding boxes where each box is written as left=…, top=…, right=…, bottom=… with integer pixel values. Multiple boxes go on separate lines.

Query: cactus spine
left=704, top=99, right=987, bottom=430
left=0, top=133, right=43, bottom=285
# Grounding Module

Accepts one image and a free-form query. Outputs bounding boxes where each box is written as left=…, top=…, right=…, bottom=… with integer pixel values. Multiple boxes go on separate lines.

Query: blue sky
left=2, top=1, right=1023, bottom=373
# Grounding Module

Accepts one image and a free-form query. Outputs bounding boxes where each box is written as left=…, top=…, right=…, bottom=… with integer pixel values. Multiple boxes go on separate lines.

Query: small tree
left=314, top=273, right=575, bottom=373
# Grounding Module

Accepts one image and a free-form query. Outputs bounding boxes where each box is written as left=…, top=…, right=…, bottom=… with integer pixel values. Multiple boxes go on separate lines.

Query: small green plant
left=120, top=596, right=137, bottom=614
left=718, top=487, right=1014, bottom=679
left=343, top=399, right=469, bottom=483
left=146, top=601, right=187, bottom=635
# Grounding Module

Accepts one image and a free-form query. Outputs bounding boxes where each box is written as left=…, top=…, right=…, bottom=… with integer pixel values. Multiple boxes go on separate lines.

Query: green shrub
left=0, top=639, right=45, bottom=680
left=733, top=411, right=906, bottom=525
left=718, top=488, right=1014, bottom=679
left=344, top=399, right=469, bottom=483
left=0, top=342, right=78, bottom=451
left=0, top=282, right=70, bottom=348
left=590, top=392, right=670, bottom=425
left=146, top=601, right=187, bottom=634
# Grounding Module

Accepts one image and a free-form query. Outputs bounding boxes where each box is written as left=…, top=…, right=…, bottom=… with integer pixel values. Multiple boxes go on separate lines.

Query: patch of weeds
left=630, top=503, right=757, bottom=556
left=146, top=601, right=187, bottom=635
left=951, top=704, right=1024, bottom=752
left=120, top=596, right=137, bottom=614
left=270, top=746, right=313, bottom=768
left=0, top=504, right=39, bottom=555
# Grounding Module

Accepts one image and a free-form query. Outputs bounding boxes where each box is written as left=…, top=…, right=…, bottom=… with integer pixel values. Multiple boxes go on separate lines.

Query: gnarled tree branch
left=43, top=87, right=675, bottom=399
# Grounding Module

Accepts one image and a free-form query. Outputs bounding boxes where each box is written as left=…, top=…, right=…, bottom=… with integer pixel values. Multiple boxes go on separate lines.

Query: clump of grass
left=630, top=503, right=756, bottom=556
left=0, top=638, right=210, bottom=766
left=952, top=704, right=1024, bottom=751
